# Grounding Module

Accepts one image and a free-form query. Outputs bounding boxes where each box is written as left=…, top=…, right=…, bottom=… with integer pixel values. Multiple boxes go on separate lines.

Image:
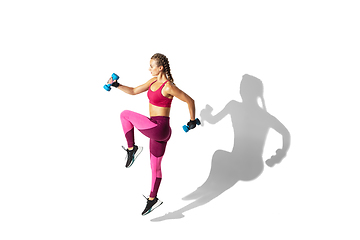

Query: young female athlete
left=107, top=53, right=198, bottom=215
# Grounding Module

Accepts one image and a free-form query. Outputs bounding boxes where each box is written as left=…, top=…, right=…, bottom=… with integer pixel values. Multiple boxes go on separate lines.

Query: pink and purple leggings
left=120, top=110, right=171, bottom=198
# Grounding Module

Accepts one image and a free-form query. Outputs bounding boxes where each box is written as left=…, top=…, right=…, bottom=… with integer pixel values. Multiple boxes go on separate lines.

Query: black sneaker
left=122, top=145, right=143, bottom=168
left=142, top=195, right=163, bottom=216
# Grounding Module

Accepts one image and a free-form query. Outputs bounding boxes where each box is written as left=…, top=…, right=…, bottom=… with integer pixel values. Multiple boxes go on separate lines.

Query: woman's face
left=149, top=59, right=163, bottom=76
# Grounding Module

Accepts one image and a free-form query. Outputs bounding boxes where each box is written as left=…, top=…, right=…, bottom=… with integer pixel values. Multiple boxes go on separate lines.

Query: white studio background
left=1, top=0, right=359, bottom=239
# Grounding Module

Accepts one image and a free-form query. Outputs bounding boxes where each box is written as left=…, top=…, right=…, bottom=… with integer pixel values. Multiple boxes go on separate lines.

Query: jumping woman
left=107, top=53, right=198, bottom=215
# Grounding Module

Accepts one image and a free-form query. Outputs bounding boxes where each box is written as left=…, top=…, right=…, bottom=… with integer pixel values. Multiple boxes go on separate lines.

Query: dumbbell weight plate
left=112, top=73, right=119, bottom=81
left=182, top=125, right=189, bottom=132
left=103, top=84, right=111, bottom=91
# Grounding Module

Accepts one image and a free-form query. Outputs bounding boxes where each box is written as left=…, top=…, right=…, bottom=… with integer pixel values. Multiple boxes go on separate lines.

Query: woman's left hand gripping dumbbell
left=183, top=118, right=201, bottom=132
left=104, top=73, right=120, bottom=91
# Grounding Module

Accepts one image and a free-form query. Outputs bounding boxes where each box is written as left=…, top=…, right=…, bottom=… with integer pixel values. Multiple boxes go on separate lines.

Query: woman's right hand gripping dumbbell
left=108, top=77, right=120, bottom=87
left=104, top=73, right=120, bottom=91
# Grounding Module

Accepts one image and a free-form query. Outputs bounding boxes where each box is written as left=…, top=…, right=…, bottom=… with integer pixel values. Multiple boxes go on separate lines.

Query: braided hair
left=151, top=53, right=174, bottom=84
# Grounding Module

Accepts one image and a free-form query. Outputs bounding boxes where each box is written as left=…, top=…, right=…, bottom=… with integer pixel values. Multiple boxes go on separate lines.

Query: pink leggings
left=120, top=110, right=171, bottom=198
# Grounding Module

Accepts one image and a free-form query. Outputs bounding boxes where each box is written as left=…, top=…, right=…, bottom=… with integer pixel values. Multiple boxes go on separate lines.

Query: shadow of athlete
left=151, top=74, right=291, bottom=221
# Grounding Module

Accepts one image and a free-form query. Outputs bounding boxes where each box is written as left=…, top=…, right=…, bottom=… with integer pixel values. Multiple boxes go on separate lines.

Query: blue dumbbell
left=103, top=73, right=119, bottom=91
left=183, top=118, right=201, bottom=132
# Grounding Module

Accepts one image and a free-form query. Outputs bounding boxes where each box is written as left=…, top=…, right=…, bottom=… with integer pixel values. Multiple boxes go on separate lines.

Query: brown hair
left=151, top=53, right=174, bottom=84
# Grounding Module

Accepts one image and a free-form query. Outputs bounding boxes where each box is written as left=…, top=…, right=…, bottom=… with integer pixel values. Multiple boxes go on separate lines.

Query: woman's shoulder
left=140, top=77, right=157, bottom=90
left=164, top=80, right=176, bottom=90
left=146, top=77, right=157, bottom=85
left=149, top=77, right=157, bottom=82
left=165, top=79, right=176, bottom=86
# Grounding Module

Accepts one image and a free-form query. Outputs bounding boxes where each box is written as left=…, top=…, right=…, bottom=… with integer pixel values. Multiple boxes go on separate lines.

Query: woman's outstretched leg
left=150, top=152, right=163, bottom=198
left=141, top=138, right=169, bottom=216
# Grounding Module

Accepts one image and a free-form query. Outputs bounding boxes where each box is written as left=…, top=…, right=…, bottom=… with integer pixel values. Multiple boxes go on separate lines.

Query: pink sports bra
left=147, top=80, right=173, bottom=108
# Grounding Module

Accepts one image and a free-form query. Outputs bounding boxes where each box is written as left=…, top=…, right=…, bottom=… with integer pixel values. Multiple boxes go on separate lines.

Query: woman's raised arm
left=108, top=77, right=156, bottom=95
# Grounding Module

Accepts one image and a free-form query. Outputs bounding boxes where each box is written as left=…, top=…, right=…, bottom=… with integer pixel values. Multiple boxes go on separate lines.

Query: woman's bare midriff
left=149, top=103, right=171, bottom=117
